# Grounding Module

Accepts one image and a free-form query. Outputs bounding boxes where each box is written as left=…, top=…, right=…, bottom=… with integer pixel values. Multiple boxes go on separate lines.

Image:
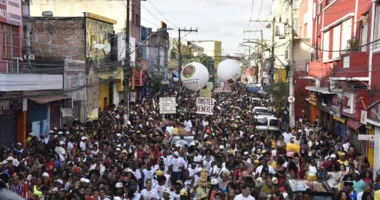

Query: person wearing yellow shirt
left=337, top=153, right=349, bottom=166
left=286, top=139, right=300, bottom=153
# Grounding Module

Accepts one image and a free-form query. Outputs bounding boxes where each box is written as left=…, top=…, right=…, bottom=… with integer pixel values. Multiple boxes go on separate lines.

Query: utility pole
left=177, top=28, right=198, bottom=93
left=244, top=30, right=264, bottom=83
left=288, top=0, right=295, bottom=128
left=250, top=19, right=276, bottom=84
left=123, top=0, right=131, bottom=122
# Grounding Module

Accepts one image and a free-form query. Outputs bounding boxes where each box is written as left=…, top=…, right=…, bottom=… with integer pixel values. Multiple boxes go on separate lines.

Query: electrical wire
left=146, top=0, right=179, bottom=29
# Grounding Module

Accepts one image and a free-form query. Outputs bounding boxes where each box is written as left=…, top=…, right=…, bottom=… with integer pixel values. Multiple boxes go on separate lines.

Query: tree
left=147, top=70, right=162, bottom=94
left=266, top=82, right=289, bottom=115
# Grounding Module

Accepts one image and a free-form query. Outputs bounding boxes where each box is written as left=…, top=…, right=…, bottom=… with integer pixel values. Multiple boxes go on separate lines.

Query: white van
left=255, top=115, right=280, bottom=132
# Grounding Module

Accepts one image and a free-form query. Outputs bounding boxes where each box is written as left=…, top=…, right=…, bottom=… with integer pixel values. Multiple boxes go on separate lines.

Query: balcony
left=0, top=73, right=63, bottom=92
left=308, top=61, right=331, bottom=78
left=330, top=52, right=369, bottom=79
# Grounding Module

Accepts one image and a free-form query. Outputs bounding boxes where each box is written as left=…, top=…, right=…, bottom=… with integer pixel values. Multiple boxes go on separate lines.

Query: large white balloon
left=217, top=59, right=241, bottom=82
left=181, top=62, right=209, bottom=91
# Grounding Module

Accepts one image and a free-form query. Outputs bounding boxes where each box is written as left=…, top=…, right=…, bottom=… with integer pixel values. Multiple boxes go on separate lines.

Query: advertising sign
left=159, top=97, right=176, bottom=114
left=0, top=0, right=21, bottom=26
left=309, top=93, right=317, bottom=106
left=196, top=97, right=214, bottom=115
left=358, top=134, right=375, bottom=141
left=7, top=0, right=21, bottom=26
left=342, top=92, right=355, bottom=114
left=199, top=89, right=212, bottom=98
left=360, top=110, right=367, bottom=124
left=329, top=94, right=341, bottom=117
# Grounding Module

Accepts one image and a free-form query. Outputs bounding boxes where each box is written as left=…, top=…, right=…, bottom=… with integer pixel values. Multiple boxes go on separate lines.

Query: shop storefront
left=308, top=92, right=318, bottom=123
left=329, top=94, right=346, bottom=136
left=0, top=98, right=24, bottom=146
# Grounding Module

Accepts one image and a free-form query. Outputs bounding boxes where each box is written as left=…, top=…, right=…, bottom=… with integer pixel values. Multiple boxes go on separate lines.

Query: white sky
left=141, top=0, right=273, bottom=56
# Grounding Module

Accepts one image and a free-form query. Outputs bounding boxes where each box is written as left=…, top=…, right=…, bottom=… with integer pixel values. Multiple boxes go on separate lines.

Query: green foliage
left=266, top=82, right=289, bottom=114
left=347, top=38, right=360, bottom=52
left=148, top=70, right=162, bottom=93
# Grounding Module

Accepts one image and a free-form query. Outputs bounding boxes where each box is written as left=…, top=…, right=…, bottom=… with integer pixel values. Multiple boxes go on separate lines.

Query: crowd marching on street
left=0, top=83, right=378, bottom=200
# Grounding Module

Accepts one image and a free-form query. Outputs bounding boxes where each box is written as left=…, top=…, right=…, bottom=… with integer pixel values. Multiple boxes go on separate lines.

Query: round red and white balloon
left=181, top=62, right=209, bottom=91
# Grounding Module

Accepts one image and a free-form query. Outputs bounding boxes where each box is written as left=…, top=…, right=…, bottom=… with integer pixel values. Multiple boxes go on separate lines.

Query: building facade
left=23, top=13, right=120, bottom=130
left=304, top=0, right=380, bottom=170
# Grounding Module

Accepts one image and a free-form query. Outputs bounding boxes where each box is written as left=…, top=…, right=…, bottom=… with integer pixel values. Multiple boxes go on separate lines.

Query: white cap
left=116, top=133, right=122, bottom=137
left=81, top=136, right=87, bottom=140
left=59, top=141, right=65, bottom=145
left=58, top=131, right=63, bottom=135
left=244, top=151, right=249, bottom=155
left=65, top=131, right=70, bottom=134
left=331, top=154, right=336, bottom=158
left=219, top=145, right=225, bottom=150
left=211, top=178, right=218, bottom=185
left=117, top=144, right=121, bottom=147
left=173, top=151, right=179, bottom=156
left=115, top=182, right=123, bottom=188
left=56, top=179, right=63, bottom=184
left=42, top=172, right=49, bottom=177
left=17, top=143, right=22, bottom=146
left=49, top=130, right=54, bottom=133
left=282, top=193, right=289, bottom=198
left=83, top=179, right=90, bottom=183
left=116, top=148, right=121, bottom=151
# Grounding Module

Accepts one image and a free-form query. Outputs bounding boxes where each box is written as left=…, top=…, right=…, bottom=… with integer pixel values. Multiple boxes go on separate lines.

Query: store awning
left=29, top=95, right=69, bottom=104
left=305, top=86, right=341, bottom=94
left=346, top=118, right=364, bottom=131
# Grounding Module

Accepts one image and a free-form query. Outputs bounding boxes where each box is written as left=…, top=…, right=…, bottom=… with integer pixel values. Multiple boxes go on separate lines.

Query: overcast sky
left=141, top=0, right=273, bottom=56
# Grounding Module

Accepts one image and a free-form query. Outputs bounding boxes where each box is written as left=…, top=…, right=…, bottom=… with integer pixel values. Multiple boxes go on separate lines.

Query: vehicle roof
left=287, top=179, right=332, bottom=193
left=255, top=115, right=277, bottom=119
left=253, top=107, right=269, bottom=110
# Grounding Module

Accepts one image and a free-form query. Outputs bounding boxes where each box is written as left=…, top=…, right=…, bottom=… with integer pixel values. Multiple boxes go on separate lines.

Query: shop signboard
left=309, top=93, right=317, bottom=106
left=329, top=94, right=341, bottom=117
left=342, top=92, right=355, bottom=114
left=159, top=97, right=176, bottom=114
left=0, top=0, right=22, bottom=26
left=196, top=97, right=214, bottom=115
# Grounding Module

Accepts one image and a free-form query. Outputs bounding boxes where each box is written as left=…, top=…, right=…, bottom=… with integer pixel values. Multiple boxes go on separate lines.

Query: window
left=341, top=19, right=352, bottom=54
left=332, top=25, right=341, bottom=58
left=1, top=23, right=20, bottom=59
left=326, top=0, right=331, bottom=5
left=360, top=21, right=368, bottom=52
left=317, top=2, right=322, bottom=15
left=374, top=5, right=380, bottom=50
left=323, top=31, right=330, bottom=61
left=343, top=56, right=350, bottom=68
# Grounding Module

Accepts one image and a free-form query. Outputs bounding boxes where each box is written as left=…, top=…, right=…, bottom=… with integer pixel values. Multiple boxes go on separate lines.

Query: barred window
left=1, top=23, right=20, bottom=59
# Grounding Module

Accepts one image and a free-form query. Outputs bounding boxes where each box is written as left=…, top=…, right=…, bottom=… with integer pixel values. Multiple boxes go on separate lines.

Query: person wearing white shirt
left=234, top=184, right=255, bottom=200
left=184, top=119, right=192, bottom=132
left=142, top=163, right=155, bottom=187
left=79, top=136, right=87, bottom=151
left=282, top=131, right=293, bottom=144
left=166, top=125, right=174, bottom=136
left=170, top=151, right=186, bottom=184
left=54, top=141, right=66, bottom=161
left=140, top=179, right=159, bottom=200
left=255, top=159, right=276, bottom=176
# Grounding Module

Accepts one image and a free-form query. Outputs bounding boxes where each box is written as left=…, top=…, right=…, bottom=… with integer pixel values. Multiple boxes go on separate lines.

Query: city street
left=0, top=0, right=380, bottom=200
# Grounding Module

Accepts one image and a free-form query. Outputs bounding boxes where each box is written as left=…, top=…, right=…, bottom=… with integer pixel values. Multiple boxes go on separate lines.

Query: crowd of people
left=0, top=84, right=378, bottom=200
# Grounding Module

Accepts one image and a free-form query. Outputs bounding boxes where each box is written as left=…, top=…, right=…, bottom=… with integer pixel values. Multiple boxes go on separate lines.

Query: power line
left=146, top=0, right=179, bottom=28
left=141, top=4, right=163, bottom=24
